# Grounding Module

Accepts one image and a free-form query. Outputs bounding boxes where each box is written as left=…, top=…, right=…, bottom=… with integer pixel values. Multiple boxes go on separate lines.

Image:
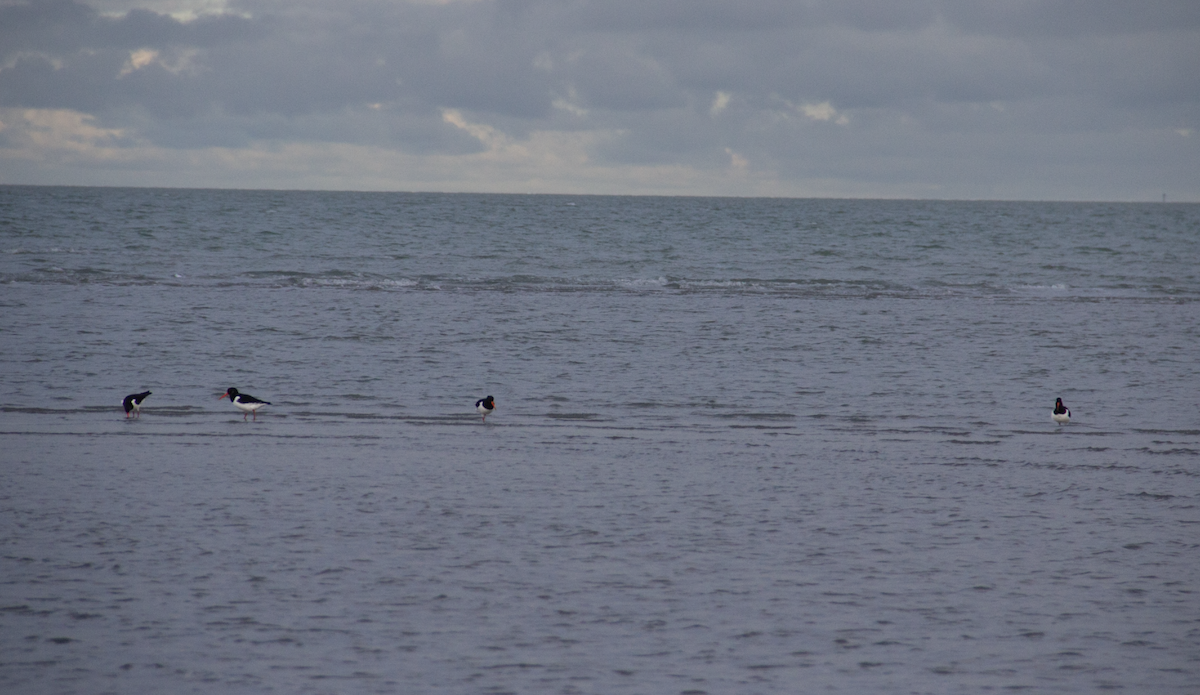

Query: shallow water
left=1, top=187, right=1198, bottom=693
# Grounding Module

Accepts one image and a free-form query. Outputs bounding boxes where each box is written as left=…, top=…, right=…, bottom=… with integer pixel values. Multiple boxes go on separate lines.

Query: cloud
left=710, top=91, right=731, bottom=117
left=552, top=95, right=589, bottom=118
left=724, top=147, right=748, bottom=172
left=0, top=0, right=1196, bottom=200
left=118, top=47, right=197, bottom=76
left=799, top=101, right=849, bottom=125
left=441, top=108, right=508, bottom=152
left=88, top=0, right=250, bottom=22
left=119, top=48, right=159, bottom=76
left=0, top=107, right=135, bottom=161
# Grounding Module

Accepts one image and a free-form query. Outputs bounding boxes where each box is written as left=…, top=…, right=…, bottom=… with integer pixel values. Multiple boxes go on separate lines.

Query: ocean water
left=1, top=186, right=1198, bottom=694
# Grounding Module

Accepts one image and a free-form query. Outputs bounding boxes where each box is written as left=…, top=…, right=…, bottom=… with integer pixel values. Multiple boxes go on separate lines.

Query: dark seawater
left=1, top=186, right=1198, bottom=693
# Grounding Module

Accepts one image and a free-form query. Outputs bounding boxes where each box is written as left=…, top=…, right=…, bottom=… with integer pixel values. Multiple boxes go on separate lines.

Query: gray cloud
left=0, top=0, right=1196, bottom=199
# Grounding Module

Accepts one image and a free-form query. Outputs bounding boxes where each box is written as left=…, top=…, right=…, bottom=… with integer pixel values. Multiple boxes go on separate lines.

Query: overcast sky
left=1, top=0, right=1197, bottom=199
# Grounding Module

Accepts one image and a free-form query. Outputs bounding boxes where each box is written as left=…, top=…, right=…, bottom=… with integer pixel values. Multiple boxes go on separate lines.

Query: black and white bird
left=123, top=391, right=151, bottom=418
left=220, top=387, right=271, bottom=420
left=1052, top=397, right=1071, bottom=424
left=476, top=395, right=495, bottom=422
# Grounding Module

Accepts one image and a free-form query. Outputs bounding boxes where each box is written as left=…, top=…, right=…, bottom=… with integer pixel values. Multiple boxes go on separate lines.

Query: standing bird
left=476, top=395, right=496, bottom=422
left=220, top=387, right=271, bottom=421
left=1052, top=397, right=1071, bottom=424
left=123, top=391, right=151, bottom=418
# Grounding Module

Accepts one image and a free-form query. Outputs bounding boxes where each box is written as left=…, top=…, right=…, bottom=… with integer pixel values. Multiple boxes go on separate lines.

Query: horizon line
left=1, top=182, right=1194, bottom=205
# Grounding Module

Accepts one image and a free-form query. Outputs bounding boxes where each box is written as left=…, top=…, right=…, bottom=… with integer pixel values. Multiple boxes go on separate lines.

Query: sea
left=1, top=185, right=1198, bottom=694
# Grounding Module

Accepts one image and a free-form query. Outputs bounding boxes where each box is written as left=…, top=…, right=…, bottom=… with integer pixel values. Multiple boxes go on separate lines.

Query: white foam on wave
left=678, top=279, right=751, bottom=289
left=616, top=276, right=670, bottom=289
left=6, top=247, right=83, bottom=255
left=1016, top=283, right=1070, bottom=291
left=299, top=277, right=419, bottom=290
left=377, top=279, right=419, bottom=288
left=1011, top=283, right=1162, bottom=299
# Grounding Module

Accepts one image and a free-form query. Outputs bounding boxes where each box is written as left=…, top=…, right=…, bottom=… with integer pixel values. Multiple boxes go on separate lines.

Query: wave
left=2, top=266, right=1195, bottom=300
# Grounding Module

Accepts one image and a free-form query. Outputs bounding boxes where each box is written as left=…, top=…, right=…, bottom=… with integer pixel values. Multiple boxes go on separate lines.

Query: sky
left=1, top=0, right=1197, bottom=200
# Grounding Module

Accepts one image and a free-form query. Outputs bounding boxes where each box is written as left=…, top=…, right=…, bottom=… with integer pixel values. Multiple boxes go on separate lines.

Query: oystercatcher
left=220, top=387, right=271, bottom=421
left=123, top=391, right=151, bottom=418
left=1052, top=397, right=1071, bottom=424
left=476, top=395, right=495, bottom=422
